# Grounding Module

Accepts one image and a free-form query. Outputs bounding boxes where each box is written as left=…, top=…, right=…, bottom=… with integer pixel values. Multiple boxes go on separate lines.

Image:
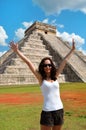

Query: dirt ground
left=0, top=91, right=86, bottom=108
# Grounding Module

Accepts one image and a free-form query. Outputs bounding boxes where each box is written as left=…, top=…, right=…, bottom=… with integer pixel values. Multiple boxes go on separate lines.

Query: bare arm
left=56, top=39, right=75, bottom=77
left=9, top=41, right=41, bottom=82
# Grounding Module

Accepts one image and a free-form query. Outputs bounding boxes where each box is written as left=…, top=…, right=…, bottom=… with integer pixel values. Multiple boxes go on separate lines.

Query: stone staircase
left=39, top=33, right=86, bottom=82
left=0, top=21, right=86, bottom=85
left=0, top=31, right=66, bottom=85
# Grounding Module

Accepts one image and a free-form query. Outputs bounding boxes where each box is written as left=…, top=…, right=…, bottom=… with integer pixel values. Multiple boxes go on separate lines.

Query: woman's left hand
left=72, top=38, right=75, bottom=50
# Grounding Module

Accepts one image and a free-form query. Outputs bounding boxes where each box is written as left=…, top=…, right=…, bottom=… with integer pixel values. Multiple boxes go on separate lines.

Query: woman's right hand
left=9, top=41, right=18, bottom=52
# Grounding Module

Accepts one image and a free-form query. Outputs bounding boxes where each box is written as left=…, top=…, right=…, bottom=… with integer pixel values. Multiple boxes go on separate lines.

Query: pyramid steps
left=0, top=21, right=85, bottom=85
left=24, top=40, right=46, bottom=49
left=21, top=47, right=49, bottom=54
left=39, top=33, right=86, bottom=82
left=0, top=30, right=66, bottom=85
left=0, top=74, right=38, bottom=85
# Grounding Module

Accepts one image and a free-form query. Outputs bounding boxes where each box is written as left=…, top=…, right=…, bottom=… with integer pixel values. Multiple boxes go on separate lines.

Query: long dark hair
left=38, top=57, right=57, bottom=81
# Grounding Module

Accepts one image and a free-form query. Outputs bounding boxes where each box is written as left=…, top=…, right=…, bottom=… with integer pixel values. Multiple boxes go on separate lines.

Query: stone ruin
left=0, top=21, right=86, bottom=85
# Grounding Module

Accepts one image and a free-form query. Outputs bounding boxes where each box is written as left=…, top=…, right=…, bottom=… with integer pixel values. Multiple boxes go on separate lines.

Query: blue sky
left=0, top=0, right=86, bottom=57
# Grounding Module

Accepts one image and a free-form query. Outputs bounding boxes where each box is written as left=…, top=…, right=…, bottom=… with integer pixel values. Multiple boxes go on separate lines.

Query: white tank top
left=41, top=80, right=63, bottom=111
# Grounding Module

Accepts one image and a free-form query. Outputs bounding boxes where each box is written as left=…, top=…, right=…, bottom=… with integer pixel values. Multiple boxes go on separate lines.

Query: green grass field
left=0, top=83, right=86, bottom=130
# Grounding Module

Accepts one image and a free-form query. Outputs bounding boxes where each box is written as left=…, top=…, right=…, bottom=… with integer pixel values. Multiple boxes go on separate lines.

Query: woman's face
left=43, top=59, right=52, bottom=74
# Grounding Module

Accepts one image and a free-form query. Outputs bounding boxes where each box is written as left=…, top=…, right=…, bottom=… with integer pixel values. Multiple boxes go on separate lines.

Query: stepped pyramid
left=0, top=21, right=86, bottom=85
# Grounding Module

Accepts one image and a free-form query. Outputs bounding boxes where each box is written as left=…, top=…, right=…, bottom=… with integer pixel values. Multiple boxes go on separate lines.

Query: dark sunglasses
left=43, top=64, right=52, bottom=67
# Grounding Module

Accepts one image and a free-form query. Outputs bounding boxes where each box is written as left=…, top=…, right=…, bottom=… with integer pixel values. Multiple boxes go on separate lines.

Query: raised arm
left=9, top=41, right=41, bottom=81
left=56, top=39, right=75, bottom=77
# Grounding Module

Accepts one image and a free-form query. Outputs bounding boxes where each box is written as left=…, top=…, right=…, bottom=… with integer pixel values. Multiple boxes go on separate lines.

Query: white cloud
left=81, top=8, right=86, bottom=14
left=57, top=24, right=64, bottom=28
left=57, top=31, right=85, bottom=45
left=78, top=47, right=86, bottom=55
left=42, top=18, right=49, bottom=24
left=56, top=30, right=86, bottom=55
left=32, top=0, right=86, bottom=15
left=42, top=18, right=57, bottom=25
left=22, top=21, right=33, bottom=28
left=15, top=28, right=25, bottom=40
left=0, top=51, right=7, bottom=57
left=15, top=21, right=33, bottom=40
left=0, top=26, right=8, bottom=46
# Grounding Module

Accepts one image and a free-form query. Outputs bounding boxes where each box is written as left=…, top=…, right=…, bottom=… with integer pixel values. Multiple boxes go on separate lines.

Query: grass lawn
left=0, top=83, right=86, bottom=130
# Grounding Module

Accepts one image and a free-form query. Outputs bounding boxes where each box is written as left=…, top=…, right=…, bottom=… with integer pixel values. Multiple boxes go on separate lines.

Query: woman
left=10, top=39, right=75, bottom=130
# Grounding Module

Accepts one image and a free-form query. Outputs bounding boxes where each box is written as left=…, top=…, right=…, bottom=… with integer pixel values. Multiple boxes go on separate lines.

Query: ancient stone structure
left=0, top=21, right=86, bottom=85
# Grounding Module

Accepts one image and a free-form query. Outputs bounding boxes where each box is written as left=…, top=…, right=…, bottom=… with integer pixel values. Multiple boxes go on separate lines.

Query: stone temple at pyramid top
left=25, top=21, right=56, bottom=36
